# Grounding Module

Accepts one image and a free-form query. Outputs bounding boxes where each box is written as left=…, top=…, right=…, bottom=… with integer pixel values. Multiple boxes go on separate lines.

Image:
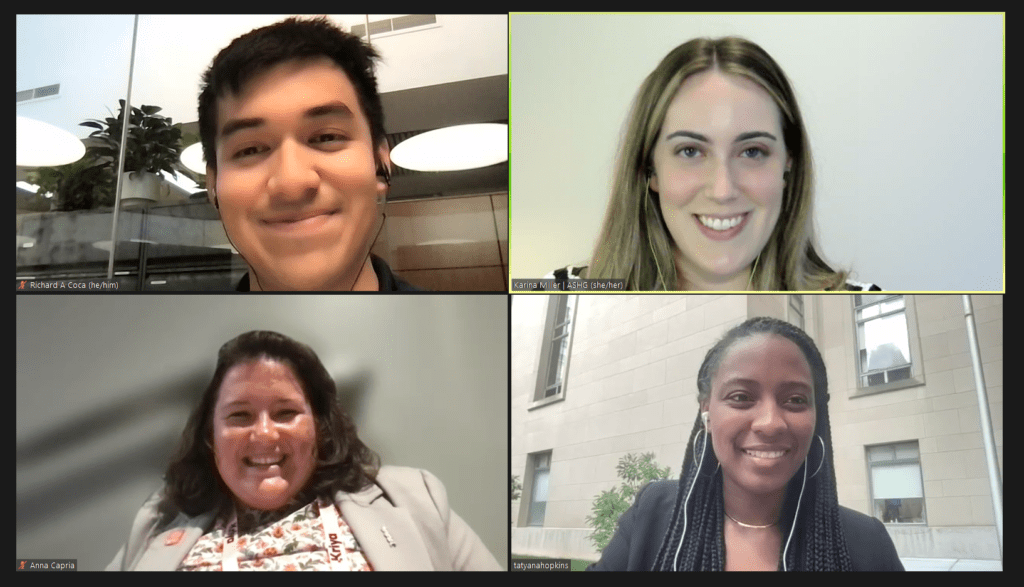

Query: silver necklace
left=725, top=511, right=778, bottom=529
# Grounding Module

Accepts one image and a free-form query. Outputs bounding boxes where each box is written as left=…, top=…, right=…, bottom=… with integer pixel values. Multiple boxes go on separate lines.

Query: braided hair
left=651, top=317, right=853, bottom=571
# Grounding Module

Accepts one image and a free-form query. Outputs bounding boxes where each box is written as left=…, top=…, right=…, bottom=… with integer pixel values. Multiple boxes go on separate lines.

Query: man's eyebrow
left=665, top=130, right=778, bottom=143
left=219, top=101, right=355, bottom=142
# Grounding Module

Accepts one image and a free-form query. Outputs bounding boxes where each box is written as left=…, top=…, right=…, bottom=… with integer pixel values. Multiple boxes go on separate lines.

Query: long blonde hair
left=588, top=37, right=848, bottom=291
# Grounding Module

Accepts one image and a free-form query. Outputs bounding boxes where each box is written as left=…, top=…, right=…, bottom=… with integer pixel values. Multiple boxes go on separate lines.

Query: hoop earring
left=808, top=434, right=825, bottom=479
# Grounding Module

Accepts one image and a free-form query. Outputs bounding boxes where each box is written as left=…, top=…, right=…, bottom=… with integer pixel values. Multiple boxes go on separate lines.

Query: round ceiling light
left=179, top=142, right=208, bottom=175
left=391, top=123, right=507, bottom=172
left=17, top=116, right=85, bottom=167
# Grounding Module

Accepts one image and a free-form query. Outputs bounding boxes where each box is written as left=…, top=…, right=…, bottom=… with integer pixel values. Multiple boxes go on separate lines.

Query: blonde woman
left=549, top=37, right=878, bottom=292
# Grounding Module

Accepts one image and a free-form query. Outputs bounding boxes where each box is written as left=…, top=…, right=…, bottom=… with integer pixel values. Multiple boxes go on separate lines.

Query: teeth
left=247, top=456, right=283, bottom=465
left=699, top=214, right=745, bottom=230
left=744, top=449, right=787, bottom=459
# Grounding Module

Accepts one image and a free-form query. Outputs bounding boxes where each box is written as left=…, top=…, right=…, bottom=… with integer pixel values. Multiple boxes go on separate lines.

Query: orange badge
left=164, top=530, right=185, bottom=546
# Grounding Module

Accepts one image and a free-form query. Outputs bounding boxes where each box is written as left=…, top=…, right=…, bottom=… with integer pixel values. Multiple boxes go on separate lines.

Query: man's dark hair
left=161, top=330, right=379, bottom=518
left=198, top=16, right=386, bottom=175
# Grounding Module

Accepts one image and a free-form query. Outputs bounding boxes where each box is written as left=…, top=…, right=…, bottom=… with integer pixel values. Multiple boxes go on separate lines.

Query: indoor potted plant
left=80, top=99, right=184, bottom=207
left=25, top=157, right=115, bottom=211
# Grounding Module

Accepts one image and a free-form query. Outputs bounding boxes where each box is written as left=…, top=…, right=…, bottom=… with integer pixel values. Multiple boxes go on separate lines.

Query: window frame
left=865, top=441, right=928, bottom=526
left=789, top=294, right=805, bottom=330
left=851, top=294, right=925, bottom=397
left=529, top=295, right=578, bottom=410
left=524, top=450, right=552, bottom=528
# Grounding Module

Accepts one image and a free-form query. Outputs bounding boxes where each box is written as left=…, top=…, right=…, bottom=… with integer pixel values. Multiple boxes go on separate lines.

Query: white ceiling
left=16, top=14, right=509, bottom=199
left=16, top=14, right=507, bottom=139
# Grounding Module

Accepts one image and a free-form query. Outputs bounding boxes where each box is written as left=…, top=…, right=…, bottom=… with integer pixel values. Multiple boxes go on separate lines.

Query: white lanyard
left=221, top=497, right=348, bottom=571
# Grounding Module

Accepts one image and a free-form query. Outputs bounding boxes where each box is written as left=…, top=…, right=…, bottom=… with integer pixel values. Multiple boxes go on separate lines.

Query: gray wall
left=17, top=294, right=508, bottom=570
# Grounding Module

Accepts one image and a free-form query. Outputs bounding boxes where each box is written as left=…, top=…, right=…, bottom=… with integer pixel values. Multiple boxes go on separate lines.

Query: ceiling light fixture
left=179, top=142, right=206, bottom=175
left=390, top=123, right=507, bottom=172
left=17, top=116, right=85, bottom=167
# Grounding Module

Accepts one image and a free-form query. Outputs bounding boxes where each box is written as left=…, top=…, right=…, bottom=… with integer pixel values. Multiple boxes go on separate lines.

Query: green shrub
left=584, top=452, right=671, bottom=552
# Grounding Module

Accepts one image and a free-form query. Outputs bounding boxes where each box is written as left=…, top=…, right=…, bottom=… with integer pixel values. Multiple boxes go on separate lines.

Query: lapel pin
left=164, top=529, right=185, bottom=546
left=381, top=526, right=396, bottom=548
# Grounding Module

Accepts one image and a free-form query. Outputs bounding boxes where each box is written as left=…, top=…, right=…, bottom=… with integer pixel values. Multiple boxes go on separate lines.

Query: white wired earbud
left=781, top=434, right=815, bottom=571
left=670, top=412, right=710, bottom=571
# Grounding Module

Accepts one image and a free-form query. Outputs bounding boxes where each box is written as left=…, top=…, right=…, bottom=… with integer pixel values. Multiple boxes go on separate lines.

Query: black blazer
left=588, top=480, right=904, bottom=571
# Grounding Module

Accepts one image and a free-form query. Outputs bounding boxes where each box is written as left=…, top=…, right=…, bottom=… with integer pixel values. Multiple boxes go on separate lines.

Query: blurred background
left=16, top=294, right=508, bottom=570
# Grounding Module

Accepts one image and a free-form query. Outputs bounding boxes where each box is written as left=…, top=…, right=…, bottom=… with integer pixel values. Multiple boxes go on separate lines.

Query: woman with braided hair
left=588, top=316, right=903, bottom=571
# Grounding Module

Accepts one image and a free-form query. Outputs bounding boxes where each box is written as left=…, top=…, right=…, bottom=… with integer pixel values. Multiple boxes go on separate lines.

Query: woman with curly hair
left=108, top=330, right=499, bottom=571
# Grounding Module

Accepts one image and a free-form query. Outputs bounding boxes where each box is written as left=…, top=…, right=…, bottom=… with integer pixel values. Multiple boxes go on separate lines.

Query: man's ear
left=205, top=166, right=218, bottom=210
left=376, top=143, right=391, bottom=188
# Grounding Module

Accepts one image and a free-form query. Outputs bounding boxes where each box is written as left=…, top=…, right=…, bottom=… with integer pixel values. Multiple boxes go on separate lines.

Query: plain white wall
left=16, top=295, right=507, bottom=570
left=510, top=14, right=1003, bottom=291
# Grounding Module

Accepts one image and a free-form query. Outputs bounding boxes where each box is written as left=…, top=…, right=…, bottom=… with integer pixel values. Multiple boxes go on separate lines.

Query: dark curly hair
left=651, top=316, right=853, bottom=570
left=161, top=330, right=379, bottom=518
left=198, top=16, right=386, bottom=176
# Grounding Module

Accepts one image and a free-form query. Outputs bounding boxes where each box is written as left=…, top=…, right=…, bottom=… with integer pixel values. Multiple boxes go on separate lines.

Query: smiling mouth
left=692, top=212, right=750, bottom=241
left=244, top=455, right=286, bottom=468
left=261, top=211, right=338, bottom=234
left=697, top=213, right=748, bottom=230
left=741, top=448, right=789, bottom=459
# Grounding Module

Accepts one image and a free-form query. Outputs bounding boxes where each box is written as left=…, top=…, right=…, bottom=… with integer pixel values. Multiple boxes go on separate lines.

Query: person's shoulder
left=375, top=466, right=448, bottom=501
left=843, top=279, right=881, bottom=291
left=543, top=264, right=589, bottom=280
left=372, top=467, right=454, bottom=526
left=376, top=465, right=437, bottom=485
left=633, top=479, right=678, bottom=511
left=371, top=255, right=425, bottom=291
left=838, top=505, right=905, bottom=570
left=838, top=505, right=884, bottom=534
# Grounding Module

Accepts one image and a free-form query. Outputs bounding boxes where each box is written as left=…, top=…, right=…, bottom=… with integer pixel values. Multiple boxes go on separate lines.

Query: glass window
left=789, top=294, right=804, bottom=330
left=855, top=295, right=912, bottom=387
left=542, top=296, right=576, bottom=398
left=18, top=15, right=509, bottom=291
left=867, top=442, right=926, bottom=524
left=16, top=15, right=244, bottom=290
left=528, top=451, right=551, bottom=527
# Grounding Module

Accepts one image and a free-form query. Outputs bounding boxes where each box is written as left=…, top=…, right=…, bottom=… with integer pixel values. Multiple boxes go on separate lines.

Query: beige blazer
left=106, top=466, right=502, bottom=571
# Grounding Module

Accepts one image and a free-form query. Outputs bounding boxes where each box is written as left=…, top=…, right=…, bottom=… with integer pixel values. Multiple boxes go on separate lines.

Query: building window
left=867, top=442, right=926, bottom=524
left=527, top=451, right=551, bottom=527
left=854, top=295, right=913, bottom=388
left=789, top=295, right=804, bottom=330
left=536, top=295, right=577, bottom=401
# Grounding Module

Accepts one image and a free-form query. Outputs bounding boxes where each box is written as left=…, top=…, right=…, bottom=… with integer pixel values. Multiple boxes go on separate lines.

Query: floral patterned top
left=178, top=498, right=373, bottom=571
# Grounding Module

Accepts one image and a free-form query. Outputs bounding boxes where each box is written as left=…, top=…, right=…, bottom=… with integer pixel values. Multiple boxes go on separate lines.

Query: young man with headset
left=198, top=16, right=420, bottom=291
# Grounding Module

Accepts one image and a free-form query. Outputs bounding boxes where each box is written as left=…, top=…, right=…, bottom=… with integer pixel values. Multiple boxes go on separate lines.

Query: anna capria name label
left=16, top=559, right=77, bottom=571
